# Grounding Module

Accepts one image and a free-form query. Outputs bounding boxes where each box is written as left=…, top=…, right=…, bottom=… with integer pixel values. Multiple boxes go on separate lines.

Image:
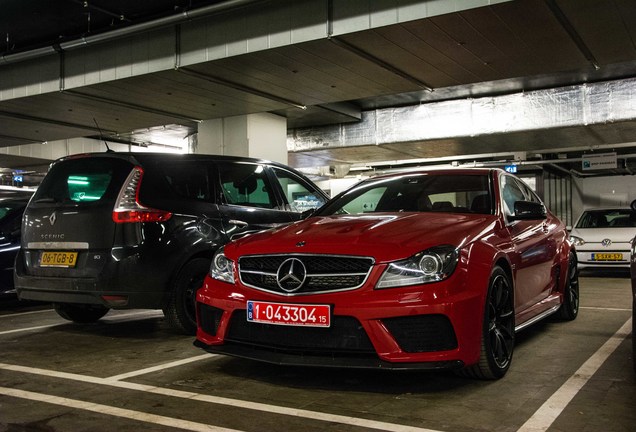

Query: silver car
left=570, top=208, right=636, bottom=270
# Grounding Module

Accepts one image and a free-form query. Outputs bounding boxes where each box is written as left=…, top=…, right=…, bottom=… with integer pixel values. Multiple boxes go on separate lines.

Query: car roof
left=360, top=167, right=498, bottom=181
left=52, top=151, right=301, bottom=173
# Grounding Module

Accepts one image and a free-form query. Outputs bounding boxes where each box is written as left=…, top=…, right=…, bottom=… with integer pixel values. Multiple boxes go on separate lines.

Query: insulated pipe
left=0, top=0, right=267, bottom=65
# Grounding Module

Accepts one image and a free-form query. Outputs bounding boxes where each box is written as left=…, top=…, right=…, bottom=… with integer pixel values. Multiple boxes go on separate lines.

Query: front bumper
left=195, top=269, right=485, bottom=369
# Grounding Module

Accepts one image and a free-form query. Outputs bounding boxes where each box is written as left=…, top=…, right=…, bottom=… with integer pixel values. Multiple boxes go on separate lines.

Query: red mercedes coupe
left=195, top=168, right=579, bottom=379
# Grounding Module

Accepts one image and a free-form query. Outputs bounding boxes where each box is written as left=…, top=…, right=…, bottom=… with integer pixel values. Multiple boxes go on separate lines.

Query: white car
left=569, top=208, right=636, bottom=269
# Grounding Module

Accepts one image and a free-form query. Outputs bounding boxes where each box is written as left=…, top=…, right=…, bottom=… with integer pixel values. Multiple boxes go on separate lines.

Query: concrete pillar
left=196, top=112, right=287, bottom=164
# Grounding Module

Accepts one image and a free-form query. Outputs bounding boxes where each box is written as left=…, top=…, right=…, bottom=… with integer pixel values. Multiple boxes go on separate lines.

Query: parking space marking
left=517, top=317, right=632, bottom=432
left=580, top=306, right=631, bottom=312
left=0, top=310, right=164, bottom=336
left=0, top=386, right=241, bottom=432
left=101, top=310, right=165, bottom=320
left=0, top=324, right=59, bottom=335
left=106, top=354, right=216, bottom=381
left=0, top=362, right=442, bottom=432
left=0, top=309, right=53, bottom=318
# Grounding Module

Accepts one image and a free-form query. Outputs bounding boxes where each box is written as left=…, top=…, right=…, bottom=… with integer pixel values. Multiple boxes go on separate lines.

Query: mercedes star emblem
left=276, top=257, right=307, bottom=292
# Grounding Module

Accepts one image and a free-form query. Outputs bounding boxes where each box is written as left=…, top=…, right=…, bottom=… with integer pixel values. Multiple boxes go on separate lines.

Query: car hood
left=228, top=212, right=497, bottom=263
left=570, top=227, right=636, bottom=243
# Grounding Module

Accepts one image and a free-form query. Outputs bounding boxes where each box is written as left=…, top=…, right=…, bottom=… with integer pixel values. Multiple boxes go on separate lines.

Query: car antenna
left=93, top=118, right=114, bottom=153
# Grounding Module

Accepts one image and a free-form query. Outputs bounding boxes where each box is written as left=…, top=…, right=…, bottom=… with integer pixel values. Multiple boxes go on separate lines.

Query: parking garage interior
left=1, top=1, right=634, bottom=431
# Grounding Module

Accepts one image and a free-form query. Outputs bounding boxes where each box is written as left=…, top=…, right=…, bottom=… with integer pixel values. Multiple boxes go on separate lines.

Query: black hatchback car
left=15, top=152, right=328, bottom=333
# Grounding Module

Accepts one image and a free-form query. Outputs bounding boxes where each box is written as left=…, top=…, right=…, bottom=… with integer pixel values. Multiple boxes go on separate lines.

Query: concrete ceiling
left=2, top=0, right=636, bottom=176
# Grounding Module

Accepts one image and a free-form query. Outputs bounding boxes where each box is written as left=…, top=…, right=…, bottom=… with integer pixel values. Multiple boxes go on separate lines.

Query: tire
left=558, top=251, right=579, bottom=321
left=54, top=303, right=109, bottom=323
left=462, top=266, right=515, bottom=380
left=163, top=258, right=210, bottom=335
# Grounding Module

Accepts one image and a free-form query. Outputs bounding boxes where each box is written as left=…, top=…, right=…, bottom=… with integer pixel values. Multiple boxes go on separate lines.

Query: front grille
left=382, top=315, right=458, bottom=353
left=238, top=254, right=374, bottom=295
left=225, top=310, right=375, bottom=354
left=198, top=303, right=224, bottom=336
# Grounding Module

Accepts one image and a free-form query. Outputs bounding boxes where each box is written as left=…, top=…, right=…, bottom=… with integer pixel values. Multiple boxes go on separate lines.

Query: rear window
left=66, top=174, right=111, bottom=202
left=33, top=157, right=133, bottom=205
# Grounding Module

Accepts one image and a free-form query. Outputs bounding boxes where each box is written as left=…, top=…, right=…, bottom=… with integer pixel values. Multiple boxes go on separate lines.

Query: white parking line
left=0, top=324, right=59, bottom=335
left=0, top=362, right=443, bottom=432
left=0, top=386, right=241, bottom=432
left=102, top=310, right=165, bottom=320
left=517, top=317, right=632, bottom=432
left=0, top=310, right=164, bottom=335
left=579, top=306, right=631, bottom=312
left=0, top=309, right=54, bottom=318
left=106, top=354, right=216, bottom=381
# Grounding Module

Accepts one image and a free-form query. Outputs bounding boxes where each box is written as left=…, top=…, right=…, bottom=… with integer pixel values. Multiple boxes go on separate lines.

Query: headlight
left=210, top=247, right=234, bottom=283
left=376, top=245, right=459, bottom=289
left=570, top=235, right=585, bottom=246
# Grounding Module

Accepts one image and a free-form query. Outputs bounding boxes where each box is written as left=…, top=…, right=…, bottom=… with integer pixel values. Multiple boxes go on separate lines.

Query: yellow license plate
left=592, top=253, right=623, bottom=261
left=40, top=251, right=78, bottom=268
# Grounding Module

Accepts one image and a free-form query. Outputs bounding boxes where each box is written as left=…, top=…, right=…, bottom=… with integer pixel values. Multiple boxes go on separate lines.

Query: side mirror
left=510, top=200, right=547, bottom=221
left=631, top=199, right=636, bottom=212
left=300, top=208, right=316, bottom=219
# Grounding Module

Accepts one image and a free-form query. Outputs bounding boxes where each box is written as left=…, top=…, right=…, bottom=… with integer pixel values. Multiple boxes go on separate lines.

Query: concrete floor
left=0, top=274, right=633, bottom=432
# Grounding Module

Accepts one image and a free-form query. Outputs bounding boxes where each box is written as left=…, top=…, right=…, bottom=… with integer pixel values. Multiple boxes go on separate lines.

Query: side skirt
left=515, top=305, right=560, bottom=332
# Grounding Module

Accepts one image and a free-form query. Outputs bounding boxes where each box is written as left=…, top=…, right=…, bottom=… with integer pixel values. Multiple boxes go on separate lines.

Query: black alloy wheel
left=462, top=266, right=515, bottom=380
left=163, top=258, right=210, bottom=335
left=558, top=251, right=580, bottom=321
left=54, top=303, right=109, bottom=323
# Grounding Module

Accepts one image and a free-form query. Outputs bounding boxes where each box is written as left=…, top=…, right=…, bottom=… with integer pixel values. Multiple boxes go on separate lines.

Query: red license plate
left=247, top=301, right=330, bottom=327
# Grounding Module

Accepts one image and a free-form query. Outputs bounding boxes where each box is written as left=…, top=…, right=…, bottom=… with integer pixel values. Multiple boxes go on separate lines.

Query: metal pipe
left=0, top=0, right=267, bottom=65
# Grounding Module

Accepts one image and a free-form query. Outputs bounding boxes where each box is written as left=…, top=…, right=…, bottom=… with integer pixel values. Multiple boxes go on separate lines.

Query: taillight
left=112, top=166, right=172, bottom=223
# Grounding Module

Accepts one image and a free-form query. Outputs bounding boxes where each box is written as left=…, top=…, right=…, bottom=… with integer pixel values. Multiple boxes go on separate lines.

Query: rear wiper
left=34, top=198, right=59, bottom=203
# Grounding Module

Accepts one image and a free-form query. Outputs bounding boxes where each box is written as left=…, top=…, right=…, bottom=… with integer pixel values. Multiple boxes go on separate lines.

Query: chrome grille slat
left=238, top=254, right=374, bottom=295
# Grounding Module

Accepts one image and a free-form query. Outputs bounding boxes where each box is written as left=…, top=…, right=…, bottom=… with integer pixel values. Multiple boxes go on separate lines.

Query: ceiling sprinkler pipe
left=0, top=0, right=267, bottom=65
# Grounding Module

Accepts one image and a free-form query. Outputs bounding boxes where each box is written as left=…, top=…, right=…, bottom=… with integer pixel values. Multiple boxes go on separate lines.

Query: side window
left=270, top=167, right=327, bottom=212
left=518, top=180, right=541, bottom=204
left=219, top=163, right=277, bottom=209
left=500, top=175, right=526, bottom=217
left=163, top=163, right=210, bottom=201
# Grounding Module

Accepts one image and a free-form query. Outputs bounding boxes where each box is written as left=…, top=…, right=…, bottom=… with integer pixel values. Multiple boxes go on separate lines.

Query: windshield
left=575, top=209, right=636, bottom=228
left=316, top=173, right=493, bottom=216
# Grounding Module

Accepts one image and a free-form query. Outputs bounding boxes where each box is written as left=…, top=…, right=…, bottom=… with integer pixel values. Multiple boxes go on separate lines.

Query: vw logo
left=276, top=258, right=307, bottom=293
left=48, top=211, right=57, bottom=226
left=601, top=238, right=612, bottom=247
